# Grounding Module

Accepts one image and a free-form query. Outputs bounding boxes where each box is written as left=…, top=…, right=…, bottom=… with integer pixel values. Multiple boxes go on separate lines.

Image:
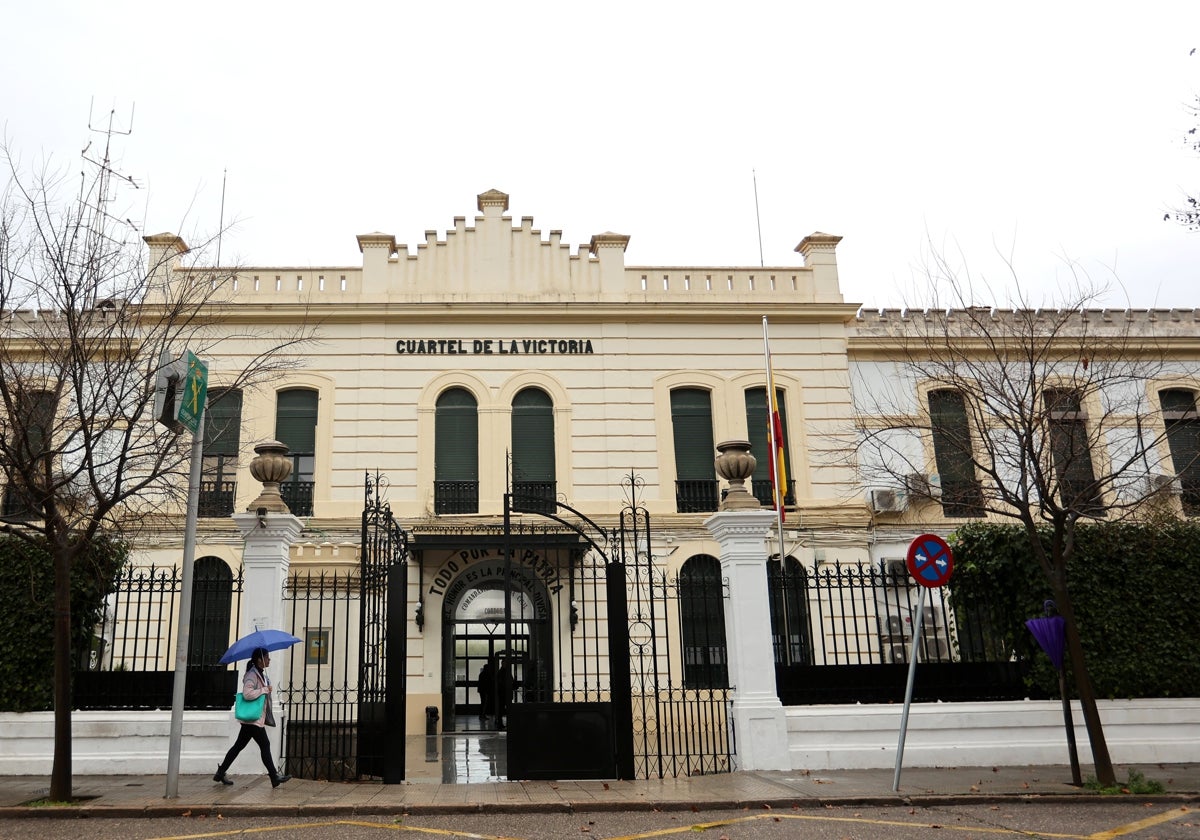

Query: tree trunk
left=1052, top=581, right=1115, bottom=786
left=49, top=549, right=73, bottom=801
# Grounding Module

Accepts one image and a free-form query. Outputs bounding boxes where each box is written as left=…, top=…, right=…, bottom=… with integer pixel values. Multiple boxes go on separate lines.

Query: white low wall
left=0, top=710, right=283, bottom=777
left=3, top=699, right=1197, bottom=776
left=784, top=698, right=1200, bottom=770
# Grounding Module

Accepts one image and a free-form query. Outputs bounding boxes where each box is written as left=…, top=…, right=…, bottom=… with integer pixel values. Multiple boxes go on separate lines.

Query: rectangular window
left=745, top=387, right=794, bottom=508
left=1045, top=389, right=1104, bottom=516
left=928, top=390, right=985, bottom=517
left=1161, top=389, right=1200, bottom=516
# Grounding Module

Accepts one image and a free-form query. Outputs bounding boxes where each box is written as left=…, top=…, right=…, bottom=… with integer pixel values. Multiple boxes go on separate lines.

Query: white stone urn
left=715, top=439, right=760, bottom=510
left=246, top=439, right=293, bottom=513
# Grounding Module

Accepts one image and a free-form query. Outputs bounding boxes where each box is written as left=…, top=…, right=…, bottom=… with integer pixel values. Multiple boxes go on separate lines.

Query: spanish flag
left=763, top=317, right=787, bottom=522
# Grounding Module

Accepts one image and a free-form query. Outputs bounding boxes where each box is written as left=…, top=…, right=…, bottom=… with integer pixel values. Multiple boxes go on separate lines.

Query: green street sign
left=177, top=351, right=208, bottom=435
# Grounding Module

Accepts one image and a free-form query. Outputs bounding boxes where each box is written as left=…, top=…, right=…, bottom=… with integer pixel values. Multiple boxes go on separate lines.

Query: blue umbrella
left=218, top=629, right=302, bottom=664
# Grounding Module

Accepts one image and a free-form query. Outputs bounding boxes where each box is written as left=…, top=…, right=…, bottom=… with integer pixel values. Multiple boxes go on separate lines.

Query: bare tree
left=0, top=123, right=312, bottom=800
left=1169, top=49, right=1199, bottom=229
left=850, top=258, right=1196, bottom=788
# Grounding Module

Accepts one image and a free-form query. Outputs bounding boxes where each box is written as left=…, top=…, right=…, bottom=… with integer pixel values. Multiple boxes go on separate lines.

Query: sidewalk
left=1, top=764, right=1197, bottom=818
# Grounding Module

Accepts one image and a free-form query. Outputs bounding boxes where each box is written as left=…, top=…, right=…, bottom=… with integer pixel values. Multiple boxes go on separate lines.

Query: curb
left=1, top=793, right=1197, bottom=819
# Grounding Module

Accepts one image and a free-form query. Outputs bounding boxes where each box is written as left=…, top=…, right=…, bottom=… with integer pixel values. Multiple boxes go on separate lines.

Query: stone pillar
left=707, top=439, right=791, bottom=770
left=231, top=440, right=303, bottom=772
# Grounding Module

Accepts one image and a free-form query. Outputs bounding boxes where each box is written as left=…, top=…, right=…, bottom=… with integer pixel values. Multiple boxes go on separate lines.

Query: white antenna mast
left=752, top=169, right=765, bottom=268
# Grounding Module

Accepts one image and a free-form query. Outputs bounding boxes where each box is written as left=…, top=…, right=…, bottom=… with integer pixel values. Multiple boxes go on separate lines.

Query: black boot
left=213, top=766, right=233, bottom=786
left=271, top=773, right=291, bottom=788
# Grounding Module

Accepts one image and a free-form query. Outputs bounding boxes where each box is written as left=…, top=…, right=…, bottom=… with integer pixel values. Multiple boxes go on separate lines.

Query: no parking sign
left=905, top=533, right=954, bottom=588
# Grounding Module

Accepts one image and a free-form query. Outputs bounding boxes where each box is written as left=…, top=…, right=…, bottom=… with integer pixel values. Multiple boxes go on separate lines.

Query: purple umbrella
left=1025, top=615, right=1067, bottom=671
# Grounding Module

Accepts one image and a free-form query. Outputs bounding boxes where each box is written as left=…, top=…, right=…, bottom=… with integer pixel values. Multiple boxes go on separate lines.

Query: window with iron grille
left=511, top=387, right=555, bottom=514
left=275, top=388, right=317, bottom=516
left=188, top=557, right=233, bottom=668
left=928, top=389, right=986, bottom=517
left=1044, top=388, right=1104, bottom=516
left=200, top=388, right=242, bottom=517
left=767, top=556, right=812, bottom=666
left=671, top=388, right=718, bottom=513
left=1161, top=389, right=1200, bottom=516
left=435, top=387, right=479, bottom=514
left=744, top=386, right=794, bottom=507
left=678, top=554, right=728, bottom=688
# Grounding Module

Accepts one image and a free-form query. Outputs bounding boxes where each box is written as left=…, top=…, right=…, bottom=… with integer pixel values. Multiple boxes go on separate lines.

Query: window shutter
left=744, top=387, right=789, bottom=483
left=512, top=388, right=554, bottom=482
left=671, top=389, right=716, bottom=480
left=203, top=389, right=242, bottom=455
left=276, top=389, right=318, bottom=454
left=435, top=388, right=478, bottom=482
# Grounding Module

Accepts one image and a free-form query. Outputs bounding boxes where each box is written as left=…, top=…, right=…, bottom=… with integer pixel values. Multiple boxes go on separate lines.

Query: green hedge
left=950, top=520, right=1200, bottom=699
left=0, top=534, right=128, bottom=712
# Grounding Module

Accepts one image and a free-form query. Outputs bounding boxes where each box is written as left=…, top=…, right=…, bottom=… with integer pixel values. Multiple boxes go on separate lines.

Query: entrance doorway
left=442, top=577, right=553, bottom=734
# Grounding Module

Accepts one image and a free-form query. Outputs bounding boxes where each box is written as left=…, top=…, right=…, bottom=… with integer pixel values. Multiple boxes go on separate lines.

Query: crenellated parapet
left=155, top=189, right=846, bottom=307
left=851, top=305, right=1200, bottom=339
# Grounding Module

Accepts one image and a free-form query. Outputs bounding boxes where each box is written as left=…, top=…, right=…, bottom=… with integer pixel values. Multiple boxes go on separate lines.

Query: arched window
left=435, top=388, right=479, bottom=514
left=511, top=387, right=555, bottom=514
left=767, top=556, right=812, bottom=666
left=188, top=557, right=233, bottom=669
left=200, top=388, right=242, bottom=517
left=1161, top=389, right=1200, bottom=516
left=928, top=389, right=985, bottom=517
left=678, top=554, right=728, bottom=688
left=275, top=389, right=318, bottom=516
left=745, top=386, right=793, bottom=508
left=671, top=388, right=717, bottom=512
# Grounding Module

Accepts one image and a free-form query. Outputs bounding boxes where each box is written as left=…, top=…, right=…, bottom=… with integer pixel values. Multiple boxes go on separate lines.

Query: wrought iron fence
left=434, top=480, right=479, bottom=514
left=674, top=479, right=719, bottom=513
left=74, top=562, right=244, bottom=709
left=773, top=561, right=1037, bottom=705
left=278, top=570, right=363, bottom=781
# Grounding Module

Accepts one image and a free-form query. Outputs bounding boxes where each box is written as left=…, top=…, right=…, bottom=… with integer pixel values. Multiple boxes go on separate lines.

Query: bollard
left=425, top=705, right=440, bottom=762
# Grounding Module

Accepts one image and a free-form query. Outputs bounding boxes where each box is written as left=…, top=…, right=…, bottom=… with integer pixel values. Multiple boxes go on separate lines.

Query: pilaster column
left=230, top=441, right=304, bottom=771
left=706, top=509, right=791, bottom=771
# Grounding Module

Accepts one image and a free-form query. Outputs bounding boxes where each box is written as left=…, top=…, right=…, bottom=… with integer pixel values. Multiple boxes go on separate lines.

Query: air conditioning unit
left=920, top=638, right=951, bottom=662
left=869, top=488, right=908, bottom=513
left=881, top=558, right=909, bottom=580
left=886, top=643, right=910, bottom=664
left=878, top=614, right=907, bottom=636
left=921, top=604, right=941, bottom=627
left=905, top=472, right=943, bottom=499
left=1146, top=473, right=1181, bottom=495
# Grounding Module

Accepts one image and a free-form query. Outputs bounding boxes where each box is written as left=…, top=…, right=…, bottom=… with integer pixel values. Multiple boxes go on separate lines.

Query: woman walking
left=213, top=647, right=291, bottom=787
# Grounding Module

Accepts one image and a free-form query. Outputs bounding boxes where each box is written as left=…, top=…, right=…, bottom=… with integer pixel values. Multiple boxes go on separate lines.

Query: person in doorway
left=496, top=658, right=514, bottom=730
left=477, top=656, right=495, bottom=727
left=213, top=648, right=291, bottom=787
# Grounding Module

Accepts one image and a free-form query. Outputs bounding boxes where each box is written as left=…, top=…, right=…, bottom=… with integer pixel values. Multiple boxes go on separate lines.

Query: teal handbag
left=234, top=692, right=266, bottom=722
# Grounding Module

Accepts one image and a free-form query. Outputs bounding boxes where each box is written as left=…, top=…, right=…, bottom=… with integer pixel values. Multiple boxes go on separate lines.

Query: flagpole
left=762, top=316, right=792, bottom=666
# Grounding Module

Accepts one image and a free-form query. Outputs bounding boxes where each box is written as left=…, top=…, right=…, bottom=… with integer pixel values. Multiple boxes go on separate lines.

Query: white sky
left=3, top=1, right=1199, bottom=310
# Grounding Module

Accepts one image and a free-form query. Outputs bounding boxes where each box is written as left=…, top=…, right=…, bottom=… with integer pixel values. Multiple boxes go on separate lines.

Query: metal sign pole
left=892, top=585, right=927, bottom=792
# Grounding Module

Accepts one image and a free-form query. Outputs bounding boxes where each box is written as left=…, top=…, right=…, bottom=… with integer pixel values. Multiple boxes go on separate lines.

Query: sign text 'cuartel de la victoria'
left=396, top=338, right=595, bottom=356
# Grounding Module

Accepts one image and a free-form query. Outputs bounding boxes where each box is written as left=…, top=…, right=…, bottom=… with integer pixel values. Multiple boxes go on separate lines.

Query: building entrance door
left=441, top=580, right=552, bottom=734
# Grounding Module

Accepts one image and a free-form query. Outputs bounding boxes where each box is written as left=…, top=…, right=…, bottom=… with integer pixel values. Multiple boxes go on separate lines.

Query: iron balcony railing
left=675, top=479, right=720, bottom=513
left=511, top=480, right=556, bottom=515
left=750, top=478, right=797, bottom=508
left=434, top=480, right=479, bottom=514
left=281, top=479, right=315, bottom=516
left=198, top=480, right=237, bottom=517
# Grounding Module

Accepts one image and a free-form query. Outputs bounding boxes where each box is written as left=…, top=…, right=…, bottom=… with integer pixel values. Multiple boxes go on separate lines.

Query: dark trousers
left=218, top=723, right=278, bottom=778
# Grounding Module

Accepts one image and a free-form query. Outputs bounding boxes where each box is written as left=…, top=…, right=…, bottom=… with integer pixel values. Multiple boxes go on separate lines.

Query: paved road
left=0, top=802, right=1194, bottom=839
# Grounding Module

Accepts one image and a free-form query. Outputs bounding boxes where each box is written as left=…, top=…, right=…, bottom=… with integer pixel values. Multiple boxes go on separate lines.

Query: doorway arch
left=440, top=564, right=555, bottom=731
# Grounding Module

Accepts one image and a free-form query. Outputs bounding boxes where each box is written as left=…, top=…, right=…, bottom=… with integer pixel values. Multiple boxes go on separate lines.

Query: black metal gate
left=506, top=474, right=732, bottom=780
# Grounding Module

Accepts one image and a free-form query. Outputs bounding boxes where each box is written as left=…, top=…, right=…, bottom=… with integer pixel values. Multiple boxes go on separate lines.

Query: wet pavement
left=0, top=730, right=1196, bottom=818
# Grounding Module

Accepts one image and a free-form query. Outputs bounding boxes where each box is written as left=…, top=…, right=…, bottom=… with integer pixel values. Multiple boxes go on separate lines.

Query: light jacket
left=241, top=665, right=276, bottom=727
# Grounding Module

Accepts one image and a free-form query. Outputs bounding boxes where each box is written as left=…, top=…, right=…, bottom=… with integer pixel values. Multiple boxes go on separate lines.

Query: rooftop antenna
left=752, top=169, right=765, bottom=268
left=82, top=99, right=141, bottom=239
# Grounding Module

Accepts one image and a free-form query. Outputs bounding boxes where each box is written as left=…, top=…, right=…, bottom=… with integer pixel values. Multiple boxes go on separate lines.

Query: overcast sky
left=3, top=1, right=1199, bottom=310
